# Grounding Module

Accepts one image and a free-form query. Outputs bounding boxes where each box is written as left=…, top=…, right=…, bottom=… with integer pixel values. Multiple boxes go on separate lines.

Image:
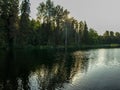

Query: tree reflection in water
left=0, top=49, right=89, bottom=90
left=28, top=50, right=89, bottom=90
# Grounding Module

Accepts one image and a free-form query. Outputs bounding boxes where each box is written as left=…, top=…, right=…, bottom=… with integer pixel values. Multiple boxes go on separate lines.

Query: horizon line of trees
left=0, top=0, right=120, bottom=49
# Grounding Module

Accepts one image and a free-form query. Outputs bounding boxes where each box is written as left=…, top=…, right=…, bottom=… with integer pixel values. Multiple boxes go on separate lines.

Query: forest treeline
left=0, top=0, right=120, bottom=49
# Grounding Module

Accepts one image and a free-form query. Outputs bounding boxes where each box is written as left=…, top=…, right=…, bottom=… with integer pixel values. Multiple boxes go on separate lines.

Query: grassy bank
left=1, top=44, right=120, bottom=51
left=21, top=44, right=120, bottom=51
left=79, top=44, right=120, bottom=49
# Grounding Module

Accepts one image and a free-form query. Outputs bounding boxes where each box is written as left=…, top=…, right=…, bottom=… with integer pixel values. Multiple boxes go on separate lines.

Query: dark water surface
left=0, top=48, right=120, bottom=90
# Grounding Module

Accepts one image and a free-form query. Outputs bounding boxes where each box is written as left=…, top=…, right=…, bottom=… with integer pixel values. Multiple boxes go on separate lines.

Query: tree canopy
left=0, top=0, right=120, bottom=49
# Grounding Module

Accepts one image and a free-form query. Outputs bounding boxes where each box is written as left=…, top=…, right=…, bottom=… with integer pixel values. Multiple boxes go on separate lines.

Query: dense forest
left=0, top=0, right=120, bottom=49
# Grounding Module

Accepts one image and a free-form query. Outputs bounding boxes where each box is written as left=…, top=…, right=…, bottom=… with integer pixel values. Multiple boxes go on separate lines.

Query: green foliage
left=0, top=0, right=19, bottom=49
left=0, top=0, right=120, bottom=49
left=19, top=0, right=31, bottom=46
left=81, top=21, right=89, bottom=44
left=37, top=0, right=54, bottom=23
left=89, top=28, right=99, bottom=44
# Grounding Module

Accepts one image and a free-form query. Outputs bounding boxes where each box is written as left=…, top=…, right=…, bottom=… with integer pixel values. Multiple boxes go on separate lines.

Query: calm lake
left=0, top=48, right=120, bottom=90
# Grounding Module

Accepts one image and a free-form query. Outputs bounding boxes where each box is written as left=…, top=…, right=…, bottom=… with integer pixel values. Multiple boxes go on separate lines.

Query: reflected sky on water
left=0, top=48, right=120, bottom=90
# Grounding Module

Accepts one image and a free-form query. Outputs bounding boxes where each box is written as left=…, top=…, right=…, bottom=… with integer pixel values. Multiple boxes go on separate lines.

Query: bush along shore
left=0, top=0, right=120, bottom=50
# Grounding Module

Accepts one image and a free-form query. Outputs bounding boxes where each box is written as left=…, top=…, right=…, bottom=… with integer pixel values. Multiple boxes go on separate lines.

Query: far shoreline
left=1, top=44, right=120, bottom=51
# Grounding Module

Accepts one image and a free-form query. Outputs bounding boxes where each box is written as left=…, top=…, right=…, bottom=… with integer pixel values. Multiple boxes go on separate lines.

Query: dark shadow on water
left=3, top=49, right=17, bottom=90
left=0, top=49, right=89, bottom=90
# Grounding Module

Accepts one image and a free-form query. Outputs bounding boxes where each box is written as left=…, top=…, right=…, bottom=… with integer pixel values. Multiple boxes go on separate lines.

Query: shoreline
left=1, top=44, right=120, bottom=51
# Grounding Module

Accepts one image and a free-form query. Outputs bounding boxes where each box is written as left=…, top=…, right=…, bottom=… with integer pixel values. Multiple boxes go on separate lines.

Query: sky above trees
left=30, top=0, right=120, bottom=34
